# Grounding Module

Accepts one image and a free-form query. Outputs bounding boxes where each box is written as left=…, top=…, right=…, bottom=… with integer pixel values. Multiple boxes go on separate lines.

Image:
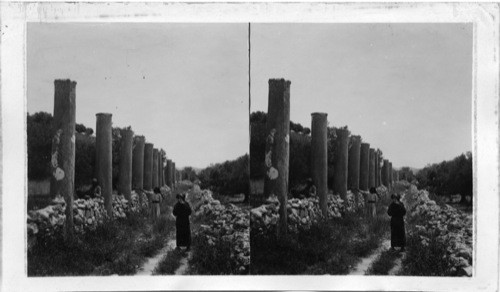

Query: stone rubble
left=250, top=187, right=389, bottom=234
left=27, top=186, right=171, bottom=250
left=399, top=182, right=472, bottom=277
left=187, top=188, right=250, bottom=274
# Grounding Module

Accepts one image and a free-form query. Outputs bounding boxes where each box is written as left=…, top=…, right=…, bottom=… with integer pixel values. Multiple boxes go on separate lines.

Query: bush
left=188, top=234, right=241, bottom=275
left=250, top=213, right=389, bottom=275
left=399, top=233, right=456, bottom=276
left=28, top=210, right=174, bottom=276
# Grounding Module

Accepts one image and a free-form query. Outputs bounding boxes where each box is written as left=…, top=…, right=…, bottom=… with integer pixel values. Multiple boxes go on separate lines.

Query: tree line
left=415, top=152, right=473, bottom=205
left=27, top=112, right=168, bottom=191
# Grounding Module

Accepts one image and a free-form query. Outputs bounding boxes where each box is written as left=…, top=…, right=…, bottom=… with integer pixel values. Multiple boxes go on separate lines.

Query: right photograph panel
left=249, top=23, right=473, bottom=276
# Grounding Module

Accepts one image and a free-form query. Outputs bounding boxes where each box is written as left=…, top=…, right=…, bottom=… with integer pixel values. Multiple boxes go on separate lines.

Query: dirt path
left=135, top=239, right=176, bottom=276
left=349, top=239, right=391, bottom=275
left=388, top=255, right=403, bottom=275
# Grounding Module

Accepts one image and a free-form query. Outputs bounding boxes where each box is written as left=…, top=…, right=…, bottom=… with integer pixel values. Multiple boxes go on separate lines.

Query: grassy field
left=250, top=210, right=389, bottom=275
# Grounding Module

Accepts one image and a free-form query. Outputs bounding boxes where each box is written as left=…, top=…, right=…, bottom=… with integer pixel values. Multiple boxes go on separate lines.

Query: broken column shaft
left=368, top=148, right=376, bottom=188
left=348, top=136, right=361, bottom=191
left=173, top=162, right=176, bottom=188
left=132, top=136, right=145, bottom=190
left=333, top=129, right=349, bottom=199
left=166, top=159, right=173, bottom=188
left=152, top=148, right=159, bottom=188
left=143, top=143, right=154, bottom=191
left=118, top=128, right=134, bottom=200
left=382, top=159, right=389, bottom=187
left=159, top=151, right=164, bottom=186
left=263, top=79, right=291, bottom=239
left=389, top=162, right=393, bottom=187
left=96, top=113, right=113, bottom=217
left=311, top=112, right=328, bottom=216
left=50, top=79, right=76, bottom=241
left=359, top=143, right=370, bottom=191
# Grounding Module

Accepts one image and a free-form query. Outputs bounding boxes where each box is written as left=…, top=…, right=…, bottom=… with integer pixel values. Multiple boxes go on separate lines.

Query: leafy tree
left=182, top=166, right=197, bottom=182
left=399, top=167, right=416, bottom=182
left=198, top=154, right=249, bottom=199
left=416, top=152, right=472, bottom=205
left=27, top=112, right=97, bottom=189
left=27, top=112, right=53, bottom=180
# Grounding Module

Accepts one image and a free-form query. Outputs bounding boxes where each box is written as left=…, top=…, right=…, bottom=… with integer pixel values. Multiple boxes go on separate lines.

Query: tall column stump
left=311, top=113, right=328, bottom=216
left=96, top=113, right=113, bottom=217
left=369, top=148, right=376, bottom=189
left=118, top=128, right=134, bottom=200
left=359, top=143, right=370, bottom=191
left=50, top=79, right=76, bottom=241
left=333, top=129, right=349, bottom=199
left=263, top=79, right=291, bottom=239
left=143, top=143, right=154, bottom=191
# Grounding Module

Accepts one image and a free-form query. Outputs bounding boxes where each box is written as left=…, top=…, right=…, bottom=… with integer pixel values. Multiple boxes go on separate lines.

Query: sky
left=28, top=23, right=249, bottom=169
left=251, top=23, right=472, bottom=169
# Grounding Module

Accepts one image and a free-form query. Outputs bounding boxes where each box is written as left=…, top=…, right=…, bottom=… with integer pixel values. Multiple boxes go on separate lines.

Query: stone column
left=118, top=128, right=134, bottom=200
left=152, top=148, right=159, bottom=188
left=375, top=151, right=380, bottom=187
left=159, top=151, right=164, bottom=186
left=132, top=136, right=145, bottom=190
left=382, top=159, right=389, bottom=187
left=166, top=159, right=173, bottom=188
left=348, top=136, right=361, bottom=191
left=395, top=170, right=399, bottom=181
left=368, top=148, right=376, bottom=189
left=173, top=162, right=176, bottom=188
left=263, top=79, right=290, bottom=239
left=50, top=79, right=76, bottom=241
left=311, top=113, right=328, bottom=216
left=333, top=129, right=349, bottom=199
left=96, top=113, right=113, bottom=217
left=388, top=162, right=393, bottom=187
left=359, top=143, right=370, bottom=191
left=143, top=143, right=154, bottom=191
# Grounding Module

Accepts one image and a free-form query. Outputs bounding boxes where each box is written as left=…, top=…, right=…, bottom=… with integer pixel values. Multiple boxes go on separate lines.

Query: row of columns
left=263, top=78, right=399, bottom=238
left=50, top=79, right=178, bottom=240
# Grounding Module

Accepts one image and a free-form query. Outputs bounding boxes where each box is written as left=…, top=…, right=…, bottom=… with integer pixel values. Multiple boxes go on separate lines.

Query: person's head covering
left=369, top=187, right=377, bottom=194
left=176, top=193, right=182, bottom=200
left=153, top=187, right=161, bottom=194
left=391, top=193, right=401, bottom=200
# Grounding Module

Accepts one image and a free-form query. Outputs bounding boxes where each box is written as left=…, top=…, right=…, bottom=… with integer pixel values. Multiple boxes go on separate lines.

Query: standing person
left=151, top=187, right=162, bottom=222
left=173, top=193, right=192, bottom=251
left=367, top=187, right=379, bottom=218
left=387, top=194, right=407, bottom=252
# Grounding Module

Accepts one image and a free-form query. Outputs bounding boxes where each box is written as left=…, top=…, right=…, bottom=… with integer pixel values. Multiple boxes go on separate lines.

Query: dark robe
left=387, top=201, right=406, bottom=248
left=173, top=201, right=192, bottom=247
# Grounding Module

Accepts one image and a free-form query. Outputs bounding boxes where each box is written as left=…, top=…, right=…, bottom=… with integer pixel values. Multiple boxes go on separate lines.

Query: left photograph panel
left=26, top=23, right=250, bottom=276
